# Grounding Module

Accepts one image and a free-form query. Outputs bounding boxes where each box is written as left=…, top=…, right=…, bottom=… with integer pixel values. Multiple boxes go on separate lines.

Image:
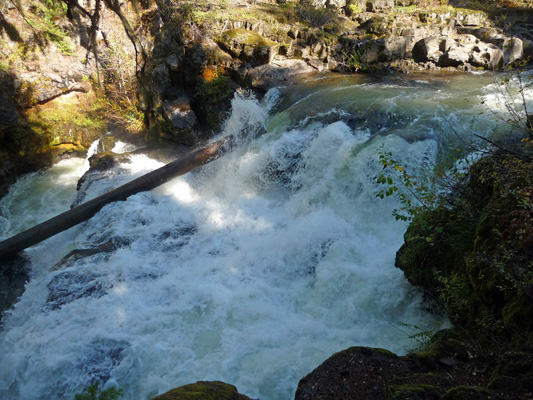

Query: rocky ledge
left=141, top=0, right=532, bottom=145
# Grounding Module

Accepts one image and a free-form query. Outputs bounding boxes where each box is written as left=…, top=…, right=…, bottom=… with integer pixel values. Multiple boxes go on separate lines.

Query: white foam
left=2, top=73, right=519, bottom=400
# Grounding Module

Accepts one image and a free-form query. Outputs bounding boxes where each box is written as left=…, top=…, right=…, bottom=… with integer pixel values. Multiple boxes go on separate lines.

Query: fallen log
left=0, top=135, right=234, bottom=259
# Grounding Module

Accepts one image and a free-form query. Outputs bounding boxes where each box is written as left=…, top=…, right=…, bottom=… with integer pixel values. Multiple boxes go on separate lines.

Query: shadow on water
left=0, top=253, right=30, bottom=331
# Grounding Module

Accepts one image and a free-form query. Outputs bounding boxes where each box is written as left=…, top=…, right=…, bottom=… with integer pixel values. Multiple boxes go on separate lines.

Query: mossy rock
left=387, top=383, right=442, bottom=399
left=395, top=205, right=476, bottom=299
left=217, top=28, right=280, bottom=65
left=150, top=381, right=251, bottom=400
left=396, top=141, right=533, bottom=349
left=441, top=386, right=490, bottom=400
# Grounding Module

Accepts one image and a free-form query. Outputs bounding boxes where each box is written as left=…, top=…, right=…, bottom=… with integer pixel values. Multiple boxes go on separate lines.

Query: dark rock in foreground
left=151, top=381, right=252, bottom=400
left=295, top=342, right=533, bottom=399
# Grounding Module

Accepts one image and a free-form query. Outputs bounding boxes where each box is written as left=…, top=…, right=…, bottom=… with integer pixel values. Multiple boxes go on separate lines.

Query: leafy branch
left=375, top=146, right=437, bottom=221
left=74, top=382, right=123, bottom=400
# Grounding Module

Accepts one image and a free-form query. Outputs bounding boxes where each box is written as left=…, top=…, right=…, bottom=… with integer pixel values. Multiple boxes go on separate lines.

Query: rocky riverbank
left=2, top=1, right=533, bottom=399
left=2, top=0, right=532, bottom=197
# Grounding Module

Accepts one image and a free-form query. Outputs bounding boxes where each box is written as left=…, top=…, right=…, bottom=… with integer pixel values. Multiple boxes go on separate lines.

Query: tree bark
left=0, top=136, right=234, bottom=260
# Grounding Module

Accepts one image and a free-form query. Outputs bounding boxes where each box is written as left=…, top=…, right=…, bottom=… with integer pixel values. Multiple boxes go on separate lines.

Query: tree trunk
left=0, top=136, right=234, bottom=259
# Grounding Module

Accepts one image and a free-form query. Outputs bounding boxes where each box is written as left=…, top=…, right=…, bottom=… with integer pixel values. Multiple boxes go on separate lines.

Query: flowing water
left=0, top=72, right=530, bottom=400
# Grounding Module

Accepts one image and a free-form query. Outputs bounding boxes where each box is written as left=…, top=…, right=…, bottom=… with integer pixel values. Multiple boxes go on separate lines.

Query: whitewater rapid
left=1, top=72, right=529, bottom=400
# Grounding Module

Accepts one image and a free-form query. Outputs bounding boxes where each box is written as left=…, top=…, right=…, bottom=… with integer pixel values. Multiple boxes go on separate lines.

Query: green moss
left=387, top=383, right=442, bottom=399
left=441, top=386, right=490, bottom=400
left=220, top=28, right=278, bottom=49
left=396, top=141, right=533, bottom=349
left=150, top=381, right=245, bottom=400
left=74, top=382, right=123, bottom=400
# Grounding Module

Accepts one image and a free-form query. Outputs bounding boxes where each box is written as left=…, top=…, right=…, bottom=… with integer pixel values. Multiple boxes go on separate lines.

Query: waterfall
left=0, top=72, right=527, bottom=400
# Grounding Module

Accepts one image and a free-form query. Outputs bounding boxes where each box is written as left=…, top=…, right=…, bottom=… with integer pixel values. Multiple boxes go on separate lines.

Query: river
left=0, top=71, right=529, bottom=400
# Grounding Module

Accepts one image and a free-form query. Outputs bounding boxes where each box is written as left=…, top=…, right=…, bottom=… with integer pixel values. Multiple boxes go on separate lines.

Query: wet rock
left=81, top=339, right=129, bottom=384
left=98, top=136, right=118, bottom=153
left=0, top=253, right=30, bottom=328
left=88, top=151, right=132, bottom=171
left=163, top=97, right=198, bottom=130
left=52, top=237, right=130, bottom=270
left=150, top=381, right=252, bottom=400
left=46, top=270, right=110, bottom=310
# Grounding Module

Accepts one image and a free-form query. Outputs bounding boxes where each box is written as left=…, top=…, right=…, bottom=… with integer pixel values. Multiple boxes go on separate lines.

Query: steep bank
left=2, top=0, right=533, bottom=197
left=295, top=138, right=533, bottom=399
left=0, top=0, right=141, bottom=197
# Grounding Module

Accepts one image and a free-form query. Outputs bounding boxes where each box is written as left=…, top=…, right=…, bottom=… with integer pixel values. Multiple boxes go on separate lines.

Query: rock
left=163, top=97, right=198, bottom=130
left=396, top=142, right=533, bottom=347
left=327, top=0, right=348, bottom=8
left=362, top=37, right=407, bottom=63
left=497, top=37, right=523, bottom=65
left=295, top=347, right=404, bottom=400
left=412, top=36, right=444, bottom=63
left=307, top=57, right=326, bottom=71
left=88, top=151, right=132, bottom=171
left=469, top=42, right=503, bottom=69
left=150, top=64, right=172, bottom=96
left=365, top=0, right=394, bottom=11
left=0, top=104, right=19, bottom=130
left=412, top=35, right=504, bottom=69
left=455, top=11, right=488, bottom=26
left=150, top=381, right=251, bottom=400
left=217, top=28, right=280, bottom=66
left=166, top=52, right=183, bottom=72
left=439, top=44, right=470, bottom=68
left=245, top=58, right=319, bottom=89
left=0, top=253, right=31, bottom=327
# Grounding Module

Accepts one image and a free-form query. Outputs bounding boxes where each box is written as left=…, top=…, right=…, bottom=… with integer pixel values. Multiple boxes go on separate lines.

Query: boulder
left=217, top=29, right=280, bottom=66
left=245, top=58, right=319, bottom=89
left=381, top=36, right=407, bottom=60
left=150, top=381, right=251, bottom=400
left=497, top=37, right=523, bottom=65
left=163, top=97, right=198, bottom=130
left=412, top=36, right=444, bottom=63
left=413, top=34, right=504, bottom=69
left=295, top=347, right=403, bottom=400
left=439, top=43, right=470, bottom=68
left=455, top=10, right=488, bottom=26
left=88, top=151, right=132, bottom=171
left=365, top=0, right=394, bottom=11
left=166, top=52, right=183, bottom=72
left=469, top=42, right=503, bottom=69
left=455, top=28, right=523, bottom=64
